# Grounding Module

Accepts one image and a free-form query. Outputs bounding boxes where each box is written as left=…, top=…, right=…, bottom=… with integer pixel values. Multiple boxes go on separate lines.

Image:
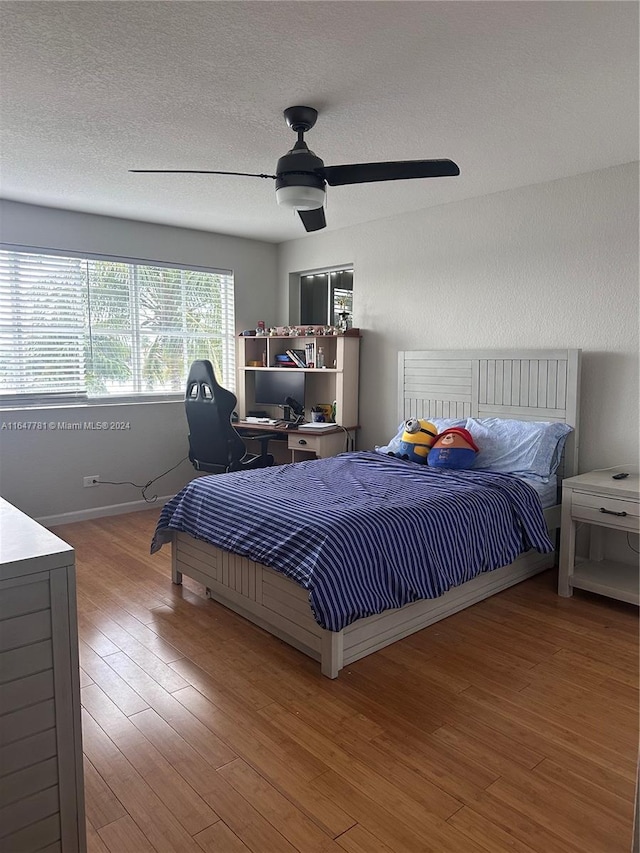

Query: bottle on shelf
left=316, top=347, right=325, bottom=369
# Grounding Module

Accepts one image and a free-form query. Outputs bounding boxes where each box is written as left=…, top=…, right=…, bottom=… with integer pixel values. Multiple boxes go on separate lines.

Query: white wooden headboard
left=398, top=349, right=581, bottom=478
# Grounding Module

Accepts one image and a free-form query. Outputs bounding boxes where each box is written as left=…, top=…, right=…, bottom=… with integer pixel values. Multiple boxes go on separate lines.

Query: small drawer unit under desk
left=558, top=470, right=639, bottom=605
left=287, top=429, right=351, bottom=460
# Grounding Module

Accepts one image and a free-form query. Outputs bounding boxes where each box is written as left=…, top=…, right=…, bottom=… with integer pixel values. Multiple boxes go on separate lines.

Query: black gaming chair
left=185, top=360, right=274, bottom=474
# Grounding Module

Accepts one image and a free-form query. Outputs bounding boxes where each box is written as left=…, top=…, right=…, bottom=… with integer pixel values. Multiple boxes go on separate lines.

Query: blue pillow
left=464, top=418, right=573, bottom=482
left=375, top=418, right=466, bottom=456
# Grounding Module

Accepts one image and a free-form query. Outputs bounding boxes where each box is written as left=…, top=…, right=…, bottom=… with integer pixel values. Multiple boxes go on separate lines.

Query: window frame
left=0, top=243, right=235, bottom=408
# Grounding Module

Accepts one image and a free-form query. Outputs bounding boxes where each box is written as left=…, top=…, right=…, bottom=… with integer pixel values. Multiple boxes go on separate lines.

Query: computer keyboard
left=245, top=417, right=279, bottom=424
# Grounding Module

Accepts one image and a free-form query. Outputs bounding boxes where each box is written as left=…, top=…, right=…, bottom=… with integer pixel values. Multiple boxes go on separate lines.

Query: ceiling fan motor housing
left=275, top=144, right=326, bottom=210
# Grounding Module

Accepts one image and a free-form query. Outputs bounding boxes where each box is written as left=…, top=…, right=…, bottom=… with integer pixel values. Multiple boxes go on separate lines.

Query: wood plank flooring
left=51, top=509, right=639, bottom=853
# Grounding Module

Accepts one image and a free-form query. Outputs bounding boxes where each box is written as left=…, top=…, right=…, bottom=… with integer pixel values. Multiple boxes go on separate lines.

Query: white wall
left=0, top=201, right=279, bottom=521
left=2, top=164, right=638, bottom=523
left=278, top=163, right=639, bottom=476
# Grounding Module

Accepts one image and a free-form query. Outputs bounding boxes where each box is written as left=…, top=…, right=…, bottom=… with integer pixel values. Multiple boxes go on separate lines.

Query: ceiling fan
left=129, top=106, right=460, bottom=233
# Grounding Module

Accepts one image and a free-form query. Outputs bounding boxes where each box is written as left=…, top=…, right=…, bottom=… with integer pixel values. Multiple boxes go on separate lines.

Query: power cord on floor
left=334, top=424, right=353, bottom=452
left=627, top=534, right=640, bottom=555
left=99, top=456, right=190, bottom=503
left=576, top=523, right=639, bottom=555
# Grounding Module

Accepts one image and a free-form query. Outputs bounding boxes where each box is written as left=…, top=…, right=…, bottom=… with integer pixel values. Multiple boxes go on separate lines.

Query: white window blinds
left=0, top=252, right=86, bottom=400
left=0, top=249, right=235, bottom=403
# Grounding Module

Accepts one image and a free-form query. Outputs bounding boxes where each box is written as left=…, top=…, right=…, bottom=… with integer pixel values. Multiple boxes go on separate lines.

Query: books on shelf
left=285, top=349, right=307, bottom=368
left=304, top=341, right=315, bottom=367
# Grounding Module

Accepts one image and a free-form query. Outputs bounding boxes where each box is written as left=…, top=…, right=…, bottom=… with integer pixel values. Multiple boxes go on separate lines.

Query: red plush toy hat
left=434, top=427, right=479, bottom=453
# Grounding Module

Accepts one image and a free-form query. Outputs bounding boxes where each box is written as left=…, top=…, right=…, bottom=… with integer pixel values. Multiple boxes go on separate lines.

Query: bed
left=153, top=349, right=581, bottom=678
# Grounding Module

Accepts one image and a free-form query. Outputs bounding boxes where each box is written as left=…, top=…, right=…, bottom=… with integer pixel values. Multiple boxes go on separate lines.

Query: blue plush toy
left=427, top=427, right=479, bottom=469
left=390, top=418, right=438, bottom=464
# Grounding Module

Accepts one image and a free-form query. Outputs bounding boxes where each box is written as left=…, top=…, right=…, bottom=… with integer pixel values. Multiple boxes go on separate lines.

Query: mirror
left=300, top=268, right=353, bottom=326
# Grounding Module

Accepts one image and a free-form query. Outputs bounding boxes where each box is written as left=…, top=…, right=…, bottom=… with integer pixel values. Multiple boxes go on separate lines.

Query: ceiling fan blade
left=322, top=159, right=459, bottom=186
left=298, top=207, right=326, bottom=232
left=129, top=170, right=276, bottom=179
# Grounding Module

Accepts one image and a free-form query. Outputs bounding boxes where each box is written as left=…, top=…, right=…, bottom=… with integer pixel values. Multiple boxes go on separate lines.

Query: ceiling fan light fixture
left=276, top=185, right=325, bottom=211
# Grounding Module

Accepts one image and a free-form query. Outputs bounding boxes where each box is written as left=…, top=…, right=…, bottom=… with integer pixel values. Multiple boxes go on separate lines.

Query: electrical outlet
left=83, top=475, right=100, bottom=487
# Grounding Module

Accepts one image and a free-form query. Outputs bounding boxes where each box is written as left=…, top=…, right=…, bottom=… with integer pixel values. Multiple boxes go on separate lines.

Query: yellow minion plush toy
left=393, top=418, right=438, bottom=464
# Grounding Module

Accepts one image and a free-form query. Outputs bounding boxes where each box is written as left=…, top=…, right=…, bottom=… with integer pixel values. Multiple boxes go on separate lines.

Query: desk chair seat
left=185, top=361, right=274, bottom=474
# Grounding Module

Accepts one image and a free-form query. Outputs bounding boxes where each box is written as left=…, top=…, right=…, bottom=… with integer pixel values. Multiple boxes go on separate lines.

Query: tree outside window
left=0, top=250, right=235, bottom=402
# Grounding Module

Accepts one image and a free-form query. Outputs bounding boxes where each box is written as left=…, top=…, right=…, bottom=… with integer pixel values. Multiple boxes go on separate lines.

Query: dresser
left=0, top=498, right=86, bottom=852
left=558, top=470, right=639, bottom=605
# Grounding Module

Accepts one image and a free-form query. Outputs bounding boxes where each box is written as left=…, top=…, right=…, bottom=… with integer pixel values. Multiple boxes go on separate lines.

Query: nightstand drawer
left=572, top=491, right=640, bottom=531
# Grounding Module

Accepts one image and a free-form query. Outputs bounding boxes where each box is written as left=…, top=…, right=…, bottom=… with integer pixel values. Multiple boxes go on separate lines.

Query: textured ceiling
left=0, top=1, right=637, bottom=243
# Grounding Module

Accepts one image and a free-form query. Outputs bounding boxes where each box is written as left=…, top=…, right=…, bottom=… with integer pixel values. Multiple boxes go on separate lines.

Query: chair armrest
left=242, top=431, right=277, bottom=458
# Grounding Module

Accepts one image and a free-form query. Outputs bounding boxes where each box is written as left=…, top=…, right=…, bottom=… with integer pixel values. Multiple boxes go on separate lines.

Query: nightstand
left=558, top=470, right=639, bottom=604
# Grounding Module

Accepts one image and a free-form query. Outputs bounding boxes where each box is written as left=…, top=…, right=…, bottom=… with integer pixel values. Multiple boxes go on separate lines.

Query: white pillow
left=465, top=418, right=573, bottom=482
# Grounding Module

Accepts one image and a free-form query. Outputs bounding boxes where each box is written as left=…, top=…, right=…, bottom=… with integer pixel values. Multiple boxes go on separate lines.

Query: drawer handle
left=297, top=438, right=307, bottom=446
left=599, top=507, right=627, bottom=517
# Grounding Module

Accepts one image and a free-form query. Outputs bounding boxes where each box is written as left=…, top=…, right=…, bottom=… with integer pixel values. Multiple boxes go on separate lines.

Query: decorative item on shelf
left=246, top=360, right=262, bottom=367
left=337, top=311, right=351, bottom=333
left=289, top=326, right=300, bottom=336
left=323, top=325, right=334, bottom=336
left=268, top=326, right=278, bottom=336
left=305, top=326, right=315, bottom=336
left=240, top=329, right=256, bottom=336
left=316, top=346, right=325, bottom=368
left=316, top=403, right=334, bottom=423
left=336, top=296, right=352, bottom=334
left=256, top=320, right=266, bottom=336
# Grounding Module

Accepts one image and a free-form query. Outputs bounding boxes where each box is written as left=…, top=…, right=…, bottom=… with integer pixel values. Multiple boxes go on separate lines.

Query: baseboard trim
left=36, top=495, right=173, bottom=528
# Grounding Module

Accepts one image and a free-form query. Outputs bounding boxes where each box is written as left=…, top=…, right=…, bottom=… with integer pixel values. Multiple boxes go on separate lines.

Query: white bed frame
left=171, top=349, right=581, bottom=678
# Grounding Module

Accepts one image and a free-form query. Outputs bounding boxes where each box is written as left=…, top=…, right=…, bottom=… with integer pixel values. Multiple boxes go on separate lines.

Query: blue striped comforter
left=151, top=451, right=553, bottom=632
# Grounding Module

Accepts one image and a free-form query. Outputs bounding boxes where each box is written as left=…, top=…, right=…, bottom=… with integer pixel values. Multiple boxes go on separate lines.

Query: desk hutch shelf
left=237, top=332, right=360, bottom=427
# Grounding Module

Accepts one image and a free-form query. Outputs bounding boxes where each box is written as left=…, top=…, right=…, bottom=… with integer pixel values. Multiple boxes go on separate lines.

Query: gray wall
left=278, top=162, right=639, bottom=476
left=0, top=201, right=279, bottom=521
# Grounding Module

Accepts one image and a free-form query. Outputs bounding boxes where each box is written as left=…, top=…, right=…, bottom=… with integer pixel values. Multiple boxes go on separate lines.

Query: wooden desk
left=236, top=422, right=356, bottom=463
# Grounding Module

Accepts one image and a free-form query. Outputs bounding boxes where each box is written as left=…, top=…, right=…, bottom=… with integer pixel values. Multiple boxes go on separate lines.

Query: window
left=0, top=248, right=235, bottom=403
left=300, top=267, right=353, bottom=326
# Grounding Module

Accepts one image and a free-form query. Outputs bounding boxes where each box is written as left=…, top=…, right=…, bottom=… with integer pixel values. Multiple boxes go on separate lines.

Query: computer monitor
left=254, top=370, right=305, bottom=410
